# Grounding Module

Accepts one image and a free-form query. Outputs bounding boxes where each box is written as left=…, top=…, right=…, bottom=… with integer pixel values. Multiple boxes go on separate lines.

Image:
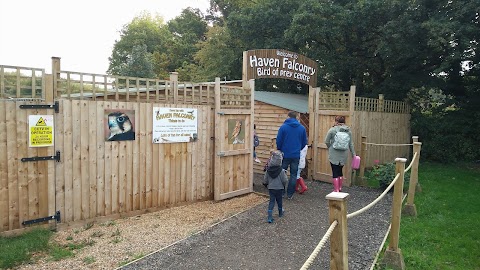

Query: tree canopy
left=108, top=0, right=480, bottom=161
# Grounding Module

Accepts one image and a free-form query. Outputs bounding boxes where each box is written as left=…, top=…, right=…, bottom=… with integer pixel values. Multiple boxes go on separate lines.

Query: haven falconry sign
left=243, top=49, right=318, bottom=87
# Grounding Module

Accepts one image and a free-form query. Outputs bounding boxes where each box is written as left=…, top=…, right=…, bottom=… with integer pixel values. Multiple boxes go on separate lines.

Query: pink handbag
left=351, top=155, right=361, bottom=170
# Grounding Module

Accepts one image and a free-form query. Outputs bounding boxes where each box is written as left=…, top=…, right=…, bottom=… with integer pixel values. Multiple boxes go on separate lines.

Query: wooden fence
left=0, top=59, right=228, bottom=234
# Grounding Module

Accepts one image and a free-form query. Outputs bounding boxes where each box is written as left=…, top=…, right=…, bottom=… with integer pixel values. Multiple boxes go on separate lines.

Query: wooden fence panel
left=353, top=111, right=411, bottom=167
left=53, top=100, right=214, bottom=226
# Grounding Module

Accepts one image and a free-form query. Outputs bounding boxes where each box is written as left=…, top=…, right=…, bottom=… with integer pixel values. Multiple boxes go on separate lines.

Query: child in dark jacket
left=262, top=150, right=288, bottom=223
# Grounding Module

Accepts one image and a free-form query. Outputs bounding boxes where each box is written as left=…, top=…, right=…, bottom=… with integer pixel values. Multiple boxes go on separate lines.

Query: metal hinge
left=19, top=101, right=59, bottom=113
left=21, top=151, right=61, bottom=162
left=22, top=211, right=61, bottom=226
left=217, top=151, right=225, bottom=157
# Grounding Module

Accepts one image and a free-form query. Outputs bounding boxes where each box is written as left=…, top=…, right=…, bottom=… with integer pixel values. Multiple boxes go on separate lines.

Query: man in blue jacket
left=276, top=111, right=308, bottom=199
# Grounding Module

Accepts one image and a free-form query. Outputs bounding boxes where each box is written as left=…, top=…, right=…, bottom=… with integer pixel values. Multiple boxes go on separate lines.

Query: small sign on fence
left=153, top=107, right=198, bottom=143
left=29, top=115, right=54, bottom=147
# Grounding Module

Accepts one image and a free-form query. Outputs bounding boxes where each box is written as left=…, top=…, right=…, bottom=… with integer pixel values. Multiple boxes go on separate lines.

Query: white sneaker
left=254, top=158, right=261, bottom=163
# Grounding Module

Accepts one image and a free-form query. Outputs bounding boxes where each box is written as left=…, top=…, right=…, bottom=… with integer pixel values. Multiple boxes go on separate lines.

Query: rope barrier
left=363, top=142, right=413, bottom=146
left=404, top=152, right=417, bottom=172
left=300, top=220, right=338, bottom=270
left=347, top=173, right=400, bottom=219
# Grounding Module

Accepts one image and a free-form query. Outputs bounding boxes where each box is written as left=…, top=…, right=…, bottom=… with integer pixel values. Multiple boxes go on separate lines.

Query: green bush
left=370, top=162, right=411, bottom=191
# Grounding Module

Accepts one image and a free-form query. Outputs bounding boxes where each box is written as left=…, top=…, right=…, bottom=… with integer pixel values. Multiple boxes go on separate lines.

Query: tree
left=194, top=25, right=243, bottom=81
left=118, top=44, right=155, bottom=78
left=108, top=12, right=174, bottom=78
left=167, top=8, right=208, bottom=72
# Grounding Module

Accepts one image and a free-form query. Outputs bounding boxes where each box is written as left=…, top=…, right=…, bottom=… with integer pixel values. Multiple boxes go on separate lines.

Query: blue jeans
left=268, top=189, right=283, bottom=211
left=282, top=157, right=299, bottom=197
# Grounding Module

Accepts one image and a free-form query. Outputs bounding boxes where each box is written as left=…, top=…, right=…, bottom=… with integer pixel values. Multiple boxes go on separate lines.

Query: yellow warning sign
left=36, top=117, right=47, bottom=126
left=29, top=115, right=54, bottom=147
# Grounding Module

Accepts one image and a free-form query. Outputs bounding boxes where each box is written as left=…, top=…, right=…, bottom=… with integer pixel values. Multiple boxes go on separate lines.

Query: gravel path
left=121, top=174, right=392, bottom=270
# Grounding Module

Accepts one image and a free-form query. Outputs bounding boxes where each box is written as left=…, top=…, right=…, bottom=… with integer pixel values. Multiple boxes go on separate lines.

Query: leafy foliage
left=369, top=162, right=411, bottom=191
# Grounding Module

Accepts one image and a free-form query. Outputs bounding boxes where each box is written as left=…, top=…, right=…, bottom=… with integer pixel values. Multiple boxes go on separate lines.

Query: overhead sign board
left=244, top=49, right=318, bottom=87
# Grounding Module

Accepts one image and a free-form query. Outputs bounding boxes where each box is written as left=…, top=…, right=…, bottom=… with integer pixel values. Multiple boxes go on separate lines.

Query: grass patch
left=374, top=162, right=480, bottom=269
left=0, top=228, right=53, bottom=269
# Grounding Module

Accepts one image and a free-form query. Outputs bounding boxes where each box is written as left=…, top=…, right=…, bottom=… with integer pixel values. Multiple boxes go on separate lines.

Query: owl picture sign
left=152, top=107, right=198, bottom=143
left=228, top=119, right=245, bottom=144
left=104, top=110, right=136, bottom=141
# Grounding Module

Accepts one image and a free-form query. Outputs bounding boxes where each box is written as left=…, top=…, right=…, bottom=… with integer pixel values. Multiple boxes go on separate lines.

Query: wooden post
left=326, top=192, right=349, bottom=270
left=344, top=85, right=356, bottom=187
left=213, top=77, right=221, bottom=200
left=411, top=136, right=422, bottom=192
left=249, top=79, right=255, bottom=192
left=383, top=158, right=407, bottom=270
left=170, top=72, right=178, bottom=104
left=358, top=136, right=368, bottom=185
left=51, top=57, right=61, bottom=98
left=378, top=94, right=384, bottom=112
left=307, top=86, right=316, bottom=180
left=403, top=142, right=422, bottom=217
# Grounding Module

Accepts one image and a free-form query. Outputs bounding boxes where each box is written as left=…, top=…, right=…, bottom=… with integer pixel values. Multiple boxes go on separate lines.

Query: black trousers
left=330, top=162, right=344, bottom=178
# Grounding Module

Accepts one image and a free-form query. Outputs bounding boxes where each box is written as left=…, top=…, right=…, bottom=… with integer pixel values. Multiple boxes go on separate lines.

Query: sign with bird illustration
left=228, top=119, right=245, bottom=144
left=29, top=115, right=54, bottom=147
left=104, top=110, right=136, bottom=141
left=152, top=107, right=198, bottom=143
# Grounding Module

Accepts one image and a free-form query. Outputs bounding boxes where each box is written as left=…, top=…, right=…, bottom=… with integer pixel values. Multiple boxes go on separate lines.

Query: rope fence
left=300, top=220, right=338, bottom=270
left=300, top=136, right=422, bottom=270
left=364, top=143, right=413, bottom=147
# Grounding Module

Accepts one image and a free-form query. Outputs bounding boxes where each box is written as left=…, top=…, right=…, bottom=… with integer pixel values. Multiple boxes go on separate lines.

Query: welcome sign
left=244, top=49, right=318, bottom=87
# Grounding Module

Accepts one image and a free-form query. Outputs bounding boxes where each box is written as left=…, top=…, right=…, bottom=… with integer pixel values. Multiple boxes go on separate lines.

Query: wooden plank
left=81, top=100, right=90, bottom=219
left=139, top=103, right=147, bottom=209
left=145, top=103, right=152, bottom=208
left=180, top=142, right=187, bottom=202
left=125, top=102, right=134, bottom=211
left=132, top=102, right=140, bottom=210
left=172, top=142, right=179, bottom=204
left=26, top=109, right=39, bottom=221
left=0, top=102, right=9, bottom=231
left=55, top=100, right=65, bottom=222
left=88, top=100, right=97, bottom=218
left=104, top=102, right=112, bottom=215
left=72, top=100, right=82, bottom=221
left=163, top=143, right=171, bottom=205
left=16, top=102, right=30, bottom=225
left=96, top=101, right=105, bottom=216
left=6, top=102, right=19, bottom=229
left=117, top=103, right=127, bottom=213
left=152, top=104, right=159, bottom=207
left=110, top=102, right=119, bottom=214
left=63, top=100, right=73, bottom=222
left=37, top=107, right=49, bottom=219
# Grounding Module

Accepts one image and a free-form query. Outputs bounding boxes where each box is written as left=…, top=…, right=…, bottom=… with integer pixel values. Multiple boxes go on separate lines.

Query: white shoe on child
left=254, top=158, right=261, bottom=163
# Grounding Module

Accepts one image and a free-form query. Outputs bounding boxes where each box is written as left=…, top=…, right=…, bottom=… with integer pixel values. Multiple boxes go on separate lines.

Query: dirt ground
left=122, top=174, right=392, bottom=270
left=14, top=173, right=392, bottom=270
left=15, top=193, right=268, bottom=270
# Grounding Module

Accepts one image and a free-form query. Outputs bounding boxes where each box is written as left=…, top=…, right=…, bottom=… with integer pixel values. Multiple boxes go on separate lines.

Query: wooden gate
left=0, top=100, right=57, bottom=233
left=213, top=79, right=254, bottom=200
left=310, top=86, right=356, bottom=185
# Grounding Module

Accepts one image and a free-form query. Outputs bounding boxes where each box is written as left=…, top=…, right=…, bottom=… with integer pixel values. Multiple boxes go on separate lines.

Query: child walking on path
left=295, top=145, right=308, bottom=194
left=262, top=150, right=288, bottom=223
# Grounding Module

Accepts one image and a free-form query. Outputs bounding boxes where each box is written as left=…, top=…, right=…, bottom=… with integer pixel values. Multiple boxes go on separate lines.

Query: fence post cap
left=326, top=192, right=349, bottom=201
left=395, top=158, right=407, bottom=163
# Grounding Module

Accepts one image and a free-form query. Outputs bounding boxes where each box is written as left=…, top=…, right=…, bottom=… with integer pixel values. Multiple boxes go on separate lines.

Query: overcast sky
left=0, top=0, right=210, bottom=74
